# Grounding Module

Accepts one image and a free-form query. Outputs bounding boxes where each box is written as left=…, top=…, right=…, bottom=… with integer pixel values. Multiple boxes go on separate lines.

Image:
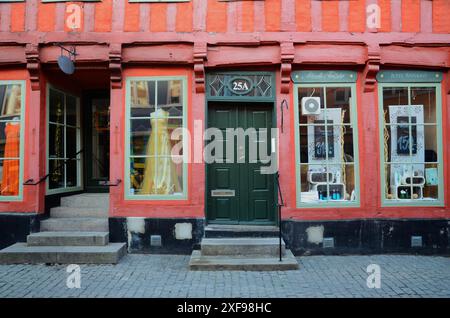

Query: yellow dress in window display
left=140, top=109, right=182, bottom=195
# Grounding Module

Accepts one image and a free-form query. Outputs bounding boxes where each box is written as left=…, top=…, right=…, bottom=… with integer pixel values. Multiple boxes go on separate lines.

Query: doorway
left=206, top=102, right=276, bottom=224
left=83, top=91, right=110, bottom=193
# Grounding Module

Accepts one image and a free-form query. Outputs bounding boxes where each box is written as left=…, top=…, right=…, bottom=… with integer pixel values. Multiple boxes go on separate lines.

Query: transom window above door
left=292, top=71, right=360, bottom=208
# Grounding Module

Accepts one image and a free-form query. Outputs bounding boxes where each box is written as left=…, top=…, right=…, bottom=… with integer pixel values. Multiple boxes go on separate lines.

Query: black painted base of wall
left=281, top=219, right=450, bottom=256
left=1, top=215, right=448, bottom=256
left=0, top=213, right=40, bottom=249
left=109, top=217, right=205, bottom=255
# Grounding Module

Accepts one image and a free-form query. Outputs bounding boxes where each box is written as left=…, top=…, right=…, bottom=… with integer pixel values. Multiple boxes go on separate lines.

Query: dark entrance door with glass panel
left=83, top=91, right=110, bottom=193
left=206, top=102, right=276, bottom=224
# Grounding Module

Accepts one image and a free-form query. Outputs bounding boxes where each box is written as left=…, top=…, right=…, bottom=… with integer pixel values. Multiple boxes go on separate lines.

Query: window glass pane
left=0, top=122, right=20, bottom=159
left=382, top=85, right=440, bottom=203
left=128, top=78, right=186, bottom=198
left=49, top=159, right=65, bottom=189
left=130, top=119, right=151, bottom=156
left=411, top=87, right=436, bottom=124
left=66, top=95, right=77, bottom=126
left=66, top=127, right=77, bottom=158
left=0, top=84, right=22, bottom=117
left=49, top=123, right=65, bottom=159
left=66, top=159, right=79, bottom=188
left=0, top=159, right=20, bottom=196
left=49, top=89, right=65, bottom=124
left=326, top=87, right=352, bottom=124
left=130, top=80, right=155, bottom=117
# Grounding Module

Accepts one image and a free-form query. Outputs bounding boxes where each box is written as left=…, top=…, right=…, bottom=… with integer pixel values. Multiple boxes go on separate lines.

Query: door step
left=204, top=225, right=280, bottom=238
left=60, top=193, right=109, bottom=209
left=50, top=206, right=108, bottom=218
left=201, top=238, right=285, bottom=256
left=189, top=237, right=298, bottom=271
left=0, top=243, right=126, bottom=264
left=40, top=218, right=109, bottom=232
left=27, top=232, right=109, bottom=246
left=189, top=250, right=298, bottom=271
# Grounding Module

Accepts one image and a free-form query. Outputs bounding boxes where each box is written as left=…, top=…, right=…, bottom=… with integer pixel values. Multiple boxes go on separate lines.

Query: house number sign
left=228, top=77, right=253, bottom=95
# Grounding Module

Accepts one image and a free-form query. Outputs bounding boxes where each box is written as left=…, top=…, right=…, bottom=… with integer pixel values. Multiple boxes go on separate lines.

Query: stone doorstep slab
left=189, top=250, right=299, bottom=271
left=0, top=243, right=126, bottom=264
left=40, top=218, right=109, bottom=232
left=201, top=238, right=286, bottom=256
left=27, top=232, right=109, bottom=246
left=50, top=207, right=109, bottom=218
left=60, top=194, right=109, bottom=209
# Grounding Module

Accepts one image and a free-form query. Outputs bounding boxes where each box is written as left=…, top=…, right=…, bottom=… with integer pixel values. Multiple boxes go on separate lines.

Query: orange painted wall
left=296, top=0, right=311, bottom=32
left=10, top=3, right=25, bottom=32
left=150, top=3, right=167, bottom=32
left=433, top=0, right=450, bottom=33
left=265, top=0, right=281, bottom=32
left=124, top=2, right=140, bottom=32
left=206, top=0, right=227, bottom=33
left=94, top=0, right=112, bottom=32
left=402, top=0, right=420, bottom=33
left=321, top=0, right=340, bottom=32
left=37, top=3, right=56, bottom=32
left=176, top=1, right=193, bottom=32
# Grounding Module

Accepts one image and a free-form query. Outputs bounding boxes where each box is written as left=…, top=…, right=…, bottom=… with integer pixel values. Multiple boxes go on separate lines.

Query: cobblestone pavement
left=0, top=254, right=449, bottom=298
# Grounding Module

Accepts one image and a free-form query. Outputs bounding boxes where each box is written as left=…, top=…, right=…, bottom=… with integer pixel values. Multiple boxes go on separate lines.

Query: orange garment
left=1, top=123, right=20, bottom=196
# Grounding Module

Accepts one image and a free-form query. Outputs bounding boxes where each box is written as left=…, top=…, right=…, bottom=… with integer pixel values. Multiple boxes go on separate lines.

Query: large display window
left=0, top=81, right=25, bottom=200
left=378, top=73, right=444, bottom=206
left=125, top=76, right=188, bottom=200
left=293, top=71, right=360, bottom=207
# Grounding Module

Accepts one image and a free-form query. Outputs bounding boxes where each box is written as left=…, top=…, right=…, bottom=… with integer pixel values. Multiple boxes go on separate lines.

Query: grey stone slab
left=27, top=232, right=109, bottom=246
left=40, top=218, right=108, bottom=232
left=50, top=207, right=108, bottom=218
left=201, top=237, right=286, bottom=256
left=0, top=243, right=126, bottom=264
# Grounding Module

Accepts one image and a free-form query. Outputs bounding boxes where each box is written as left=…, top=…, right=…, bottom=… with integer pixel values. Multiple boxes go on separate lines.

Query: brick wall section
left=0, top=0, right=448, bottom=34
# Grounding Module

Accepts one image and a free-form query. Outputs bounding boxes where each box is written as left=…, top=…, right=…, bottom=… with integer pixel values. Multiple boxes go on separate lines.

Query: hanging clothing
left=1, top=123, right=20, bottom=196
left=141, top=109, right=181, bottom=195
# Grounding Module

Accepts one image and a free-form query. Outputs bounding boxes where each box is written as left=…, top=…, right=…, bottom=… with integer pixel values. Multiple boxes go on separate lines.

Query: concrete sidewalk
left=0, top=254, right=449, bottom=298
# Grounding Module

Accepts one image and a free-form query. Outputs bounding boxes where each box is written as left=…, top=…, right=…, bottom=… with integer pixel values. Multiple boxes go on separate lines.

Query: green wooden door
left=207, top=103, right=275, bottom=224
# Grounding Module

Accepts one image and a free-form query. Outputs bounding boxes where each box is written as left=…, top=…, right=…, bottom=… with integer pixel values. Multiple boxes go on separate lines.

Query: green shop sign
left=291, top=71, right=357, bottom=83
left=377, top=70, right=443, bottom=83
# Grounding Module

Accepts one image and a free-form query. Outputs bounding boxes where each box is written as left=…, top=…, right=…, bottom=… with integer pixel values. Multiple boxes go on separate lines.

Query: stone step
left=201, top=238, right=285, bottom=256
left=204, top=225, right=279, bottom=238
left=50, top=207, right=108, bottom=218
left=60, top=194, right=109, bottom=209
left=40, top=218, right=109, bottom=232
left=0, top=243, right=126, bottom=264
left=189, top=250, right=299, bottom=271
left=27, top=232, right=109, bottom=246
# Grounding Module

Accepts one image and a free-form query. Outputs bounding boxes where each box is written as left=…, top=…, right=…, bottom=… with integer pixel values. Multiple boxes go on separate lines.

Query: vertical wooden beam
left=25, top=0, right=38, bottom=32
left=391, top=0, right=402, bottom=32
left=139, top=4, right=150, bottom=32
left=193, top=0, right=207, bottom=32
left=0, top=4, right=11, bottom=32
left=112, top=0, right=125, bottom=32
left=339, top=0, right=349, bottom=32
left=254, top=0, right=265, bottom=32
left=167, top=3, right=177, bottom=32
left=311, top=0, right=322, bottom=32
left=281, top=0, right=296, bottom=32
left=420, top=0, right=432, bottom=33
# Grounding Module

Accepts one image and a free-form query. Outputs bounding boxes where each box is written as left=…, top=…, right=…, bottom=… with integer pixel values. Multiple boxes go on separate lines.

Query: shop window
left=47, top=86, right=82, bottom=194
left=125, top=77, right=187, bottom=200
left=293, top=78, right=360, bottom=207
left=379, top=80, right=444, bottom=206
left=0, top=81, right=25, bottom=201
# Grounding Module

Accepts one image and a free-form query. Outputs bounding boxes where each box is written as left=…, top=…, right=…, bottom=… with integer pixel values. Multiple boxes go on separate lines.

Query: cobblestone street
left=0, top=254, right=449, bottom=298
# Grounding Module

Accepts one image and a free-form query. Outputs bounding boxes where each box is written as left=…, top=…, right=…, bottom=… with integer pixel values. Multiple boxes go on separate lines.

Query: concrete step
left=0, top=243, right=126, bottom=264
left=27, top=232, right=109, bottom=246
left=60, top=194, right=109, bottom=209
left=50, top=206, right=108, bottom=218
left=189, top=250, right=299, bottom=271
left=205, top=225, right=279, bottom=238
left=201, top=238, right=286, bottom=256
left=40, top=218, right=109, bottom=232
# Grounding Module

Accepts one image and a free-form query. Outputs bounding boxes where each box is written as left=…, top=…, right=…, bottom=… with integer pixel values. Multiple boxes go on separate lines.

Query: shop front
left=0, top=1, right=449, bottom=258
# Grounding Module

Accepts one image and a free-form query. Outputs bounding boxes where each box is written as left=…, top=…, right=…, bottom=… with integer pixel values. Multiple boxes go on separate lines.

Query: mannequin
left=140, top=108, right=181, bottom=195
left=1, top=118, right=20, bottom=196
